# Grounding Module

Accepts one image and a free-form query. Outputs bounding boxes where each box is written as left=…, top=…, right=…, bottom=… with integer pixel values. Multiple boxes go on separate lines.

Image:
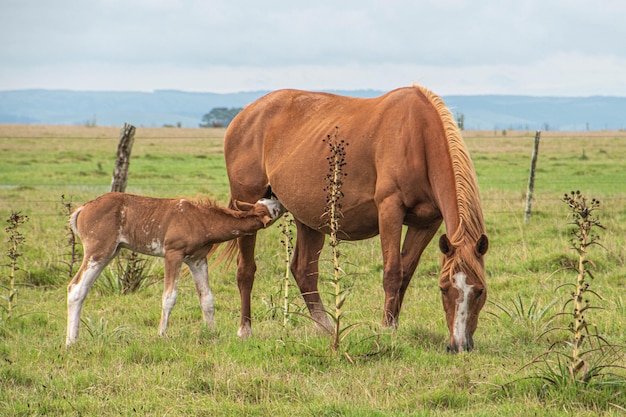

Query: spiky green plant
left=95, top=252, right=158, bottom=296
left=82, top=316, right=128, bottom=345
left=525, top=191, right=625, bottom=387
left=561, top=191, right=606, bottom=379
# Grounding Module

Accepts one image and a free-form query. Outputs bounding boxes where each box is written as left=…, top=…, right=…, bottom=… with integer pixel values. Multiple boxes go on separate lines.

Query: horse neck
left=199, top=204, right=265, bottom=239
left=425, top=136, right=484, bottom=244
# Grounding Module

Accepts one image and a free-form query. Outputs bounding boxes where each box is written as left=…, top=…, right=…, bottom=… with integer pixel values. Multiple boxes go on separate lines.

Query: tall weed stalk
left=280, top=214, right=295, bottom=326
left=561, top=191, right=605, bottom=379
left=526, top=191, right=625, bottom=386
left=61, top=194, right=79, bottom=280
left=321, top=127, right=361, bottom=356
left=2, top=211, right=29, bottom=320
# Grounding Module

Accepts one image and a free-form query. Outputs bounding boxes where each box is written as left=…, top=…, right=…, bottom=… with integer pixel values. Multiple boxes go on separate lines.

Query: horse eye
left=475, top=289, right=484, bottom=298
left=439, top=287, right=447, bottom=295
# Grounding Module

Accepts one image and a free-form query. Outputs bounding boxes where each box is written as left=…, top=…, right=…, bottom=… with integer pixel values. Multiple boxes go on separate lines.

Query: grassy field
left=0, top=124, right=625, bottom=416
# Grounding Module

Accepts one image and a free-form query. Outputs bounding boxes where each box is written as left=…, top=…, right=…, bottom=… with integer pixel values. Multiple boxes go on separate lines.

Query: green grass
left=0, top=125, right=625, bottom=416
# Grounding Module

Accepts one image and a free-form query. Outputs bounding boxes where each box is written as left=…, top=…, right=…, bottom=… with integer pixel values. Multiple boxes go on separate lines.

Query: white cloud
left=1, top=0, right=625, bottom=95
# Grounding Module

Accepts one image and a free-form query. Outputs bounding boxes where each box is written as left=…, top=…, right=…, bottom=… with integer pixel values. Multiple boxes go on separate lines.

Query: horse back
left=224, top=87, right=451, bottom=238
left=74, top=193, right=193, bottom=255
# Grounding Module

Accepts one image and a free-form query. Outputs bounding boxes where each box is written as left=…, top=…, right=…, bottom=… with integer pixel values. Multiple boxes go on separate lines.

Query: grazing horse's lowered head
left=439, top=233, right=489, bottom=353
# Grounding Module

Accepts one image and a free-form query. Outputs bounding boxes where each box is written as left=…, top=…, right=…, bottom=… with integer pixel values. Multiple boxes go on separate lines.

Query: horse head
left=438, top=233, right=489, bottom=353
left=233, top=198, right=286, bottom=227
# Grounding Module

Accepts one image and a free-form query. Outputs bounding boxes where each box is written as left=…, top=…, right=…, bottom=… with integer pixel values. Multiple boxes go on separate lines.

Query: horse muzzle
left=447, top=334, right=474, bottom=353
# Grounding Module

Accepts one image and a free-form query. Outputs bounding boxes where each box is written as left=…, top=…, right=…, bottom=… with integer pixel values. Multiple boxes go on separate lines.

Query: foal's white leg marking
left=187, top=258, right=215, bottom=329
left=159, top=288, right=178, bottom=336
left=66, top=258, right=106, bottom=345
left=452, top=271, right=472, bottom=351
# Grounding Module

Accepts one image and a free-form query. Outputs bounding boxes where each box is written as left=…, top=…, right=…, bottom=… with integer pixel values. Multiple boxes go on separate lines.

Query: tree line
left=199, top=107, right=242, bottom=128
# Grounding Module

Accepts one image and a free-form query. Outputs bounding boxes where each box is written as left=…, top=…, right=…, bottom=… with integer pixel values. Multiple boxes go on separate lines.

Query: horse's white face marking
left=452, top=271, right=472, bottom=350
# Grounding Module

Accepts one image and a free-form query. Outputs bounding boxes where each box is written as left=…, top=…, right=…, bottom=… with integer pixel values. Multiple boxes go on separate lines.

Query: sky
left=1, top=0, right=625, bottom=96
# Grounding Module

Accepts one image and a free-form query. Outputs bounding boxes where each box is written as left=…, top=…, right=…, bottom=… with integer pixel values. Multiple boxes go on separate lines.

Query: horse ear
left=439, top=234, right=454, bottom=255
left=475, top=234, right=489, bottom=256
left=261, top=214, right=273, bottom=227
left=233, top=200, right=255, bottom=211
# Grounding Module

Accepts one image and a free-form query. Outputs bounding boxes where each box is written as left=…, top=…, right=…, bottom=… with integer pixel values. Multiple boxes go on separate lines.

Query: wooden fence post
left=109, top=123, right=143, bottom=292
left=111, top=123, right=136, bottom=192
left=524, top=130, right=541, bottom=223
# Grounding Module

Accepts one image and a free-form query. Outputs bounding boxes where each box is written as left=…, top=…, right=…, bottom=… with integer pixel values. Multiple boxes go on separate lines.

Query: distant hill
left=1, top=89, right=624, bottom=131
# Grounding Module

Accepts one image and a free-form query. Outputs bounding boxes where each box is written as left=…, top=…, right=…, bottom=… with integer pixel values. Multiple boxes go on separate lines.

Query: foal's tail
left=69, top=206, right=84, bottom=236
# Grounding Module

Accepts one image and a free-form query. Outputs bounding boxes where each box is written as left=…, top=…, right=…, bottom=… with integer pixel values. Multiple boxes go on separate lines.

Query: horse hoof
left=237, top=323, right=252, bottom=338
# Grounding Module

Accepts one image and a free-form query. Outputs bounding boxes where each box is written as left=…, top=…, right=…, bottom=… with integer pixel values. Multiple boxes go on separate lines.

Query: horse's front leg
left=159, top=251, right=184, bottom=336
left=236, top=233, right=257, bottom=337
left=377, top=197, right=406, bottom=328
left=186, top=256, right=215, bottom=330
left=291, top=221, right=333, bottom=332
left=396, top=223, right=441, bottom=310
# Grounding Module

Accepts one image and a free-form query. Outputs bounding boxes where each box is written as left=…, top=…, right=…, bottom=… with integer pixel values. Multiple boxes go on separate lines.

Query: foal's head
left=233, top=198, right=286, bottom=227
left=438, top=233, right=489, bottom=353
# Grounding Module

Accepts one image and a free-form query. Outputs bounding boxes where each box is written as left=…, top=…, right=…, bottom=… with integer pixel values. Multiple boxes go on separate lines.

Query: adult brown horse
left=224, top=84, right=489, bottom=352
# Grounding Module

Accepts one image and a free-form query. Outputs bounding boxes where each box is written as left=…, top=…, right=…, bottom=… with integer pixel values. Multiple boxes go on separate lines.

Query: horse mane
left=195, top=196, right=246, bottom=218
left=413, top=83, right=486, bottom=284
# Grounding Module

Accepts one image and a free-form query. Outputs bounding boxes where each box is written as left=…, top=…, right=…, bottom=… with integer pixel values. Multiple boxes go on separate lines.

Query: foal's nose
left=257, top=198, right=287, bottom=221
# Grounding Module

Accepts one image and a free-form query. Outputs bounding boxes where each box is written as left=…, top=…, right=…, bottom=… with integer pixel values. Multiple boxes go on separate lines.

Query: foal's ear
left=475, top=234, right=489, bottom=257
left=439, top=234, right=454, bottom=255
left=232, top=200, right=255, bottom=211
left=261, top=214, right=273, bottom=227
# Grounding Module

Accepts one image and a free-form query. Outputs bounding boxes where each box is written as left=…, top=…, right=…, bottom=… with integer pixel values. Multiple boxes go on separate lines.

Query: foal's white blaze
left=452, top=271, right=472, bottom=351
left=257, top=198, right=286, bottom=222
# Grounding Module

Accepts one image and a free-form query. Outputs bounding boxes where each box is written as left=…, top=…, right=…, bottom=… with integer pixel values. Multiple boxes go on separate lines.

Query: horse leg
left=396, top=224, right=441, bottom=310
left=66, top=254, right=113, bottom=346
left=159, top=251, right=184, bottom=336
left=236, top=233, right=258, bottom=337
left=376, top=196, right=406, bottom=328
left=291, top=221, right=333, bottom=332
left=186, top=257, right=215, bottom=330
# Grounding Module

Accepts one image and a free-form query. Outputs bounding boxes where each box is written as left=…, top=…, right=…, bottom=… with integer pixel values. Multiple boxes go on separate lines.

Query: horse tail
left=208, top=240, right=238, bottom=271
left=208, top=196, right=241, bottom=271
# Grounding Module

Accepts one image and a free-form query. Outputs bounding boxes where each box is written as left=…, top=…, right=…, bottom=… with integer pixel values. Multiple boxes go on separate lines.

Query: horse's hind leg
left=66, top=255, right=111, bottom=346
left=291, top=222, right=333, bottom=332
left=186, top=257, right=214, bottom=330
